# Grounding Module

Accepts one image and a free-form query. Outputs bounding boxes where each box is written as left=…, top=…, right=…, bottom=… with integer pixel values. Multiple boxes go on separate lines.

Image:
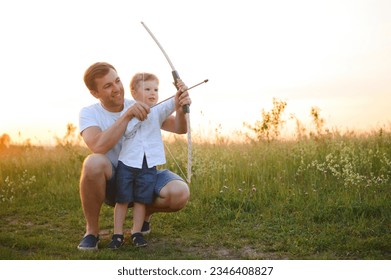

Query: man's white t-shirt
left=79, top=99, right=135, bottom=167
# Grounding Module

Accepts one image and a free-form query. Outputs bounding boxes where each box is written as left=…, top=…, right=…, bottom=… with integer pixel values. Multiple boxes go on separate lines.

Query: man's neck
left=101, top=102, right=124, bottom=113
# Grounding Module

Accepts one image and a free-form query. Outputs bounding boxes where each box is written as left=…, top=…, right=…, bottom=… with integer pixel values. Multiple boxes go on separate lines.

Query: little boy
left=108, top=73, right=188, bottom=248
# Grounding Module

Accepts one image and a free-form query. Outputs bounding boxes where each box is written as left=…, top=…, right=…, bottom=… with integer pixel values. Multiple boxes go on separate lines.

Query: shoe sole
left=77, top=241, right=99, bottom=251
left=77, top=245, right=98, bottom=251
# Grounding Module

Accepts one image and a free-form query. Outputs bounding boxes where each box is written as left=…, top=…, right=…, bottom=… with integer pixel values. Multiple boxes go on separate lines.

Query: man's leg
left=79, top=154, right=113, bottom=237
left=145, top=180, right=190, bottom=218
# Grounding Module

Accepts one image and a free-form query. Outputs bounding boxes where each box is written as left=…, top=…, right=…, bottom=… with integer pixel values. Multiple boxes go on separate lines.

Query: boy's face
left=132, top=79, right=159, bottom=107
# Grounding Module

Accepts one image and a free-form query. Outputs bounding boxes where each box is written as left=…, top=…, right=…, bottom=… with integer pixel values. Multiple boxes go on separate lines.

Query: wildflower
left=238, top=188, right=243, bottom=192
left=252, top=187, right=257, bottom=192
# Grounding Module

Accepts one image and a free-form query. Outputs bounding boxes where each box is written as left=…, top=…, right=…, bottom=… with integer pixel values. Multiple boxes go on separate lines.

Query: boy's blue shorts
left=115, top=158, right=156, bottom=204
left=104, top=163, right=184, bottom=207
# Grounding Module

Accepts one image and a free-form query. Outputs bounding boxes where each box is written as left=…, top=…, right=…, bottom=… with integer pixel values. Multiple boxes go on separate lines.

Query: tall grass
left=0, top=129, right=390, bottom=259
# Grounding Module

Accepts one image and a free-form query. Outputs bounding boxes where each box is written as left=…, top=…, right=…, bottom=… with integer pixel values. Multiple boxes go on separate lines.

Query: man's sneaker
left=141, top=221, right=151, bottom=235
left=107, top=234, right=124, bottom=249
left=77, top=234, right=99, bottom=251
left=131, top=232, right=148, bottom=247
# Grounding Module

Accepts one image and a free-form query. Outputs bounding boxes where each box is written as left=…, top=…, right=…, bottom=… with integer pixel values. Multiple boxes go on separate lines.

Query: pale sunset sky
left=1, top=0, right=391, bottom=144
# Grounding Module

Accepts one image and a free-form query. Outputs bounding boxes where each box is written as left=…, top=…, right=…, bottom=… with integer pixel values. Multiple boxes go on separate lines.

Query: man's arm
left=161, top=112, right=187, bottom=134
left=82, top=103, right=150, bottom=154
left=161, top=80, right=191, bottom=134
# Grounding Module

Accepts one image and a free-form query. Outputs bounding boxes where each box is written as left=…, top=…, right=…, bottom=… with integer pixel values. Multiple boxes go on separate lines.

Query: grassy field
left=0, top=130, right=390, bottom=260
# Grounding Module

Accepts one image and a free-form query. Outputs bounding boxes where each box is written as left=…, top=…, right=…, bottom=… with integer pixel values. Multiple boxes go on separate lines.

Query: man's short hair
left=84, top=62, right=116, bottom=91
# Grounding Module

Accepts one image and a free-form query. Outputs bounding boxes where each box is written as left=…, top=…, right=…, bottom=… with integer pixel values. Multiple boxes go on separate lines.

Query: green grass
left=0, top=131, right=390, bottom=259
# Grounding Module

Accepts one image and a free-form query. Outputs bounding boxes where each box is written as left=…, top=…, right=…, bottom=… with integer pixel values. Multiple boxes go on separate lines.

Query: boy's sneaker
left=77, top=234, right=99, bottom=251
left=107, top=234, right=124, bottom=249
left=131, top=232, right=148, bottom=247
left=141, top=221, right=151, bottom=235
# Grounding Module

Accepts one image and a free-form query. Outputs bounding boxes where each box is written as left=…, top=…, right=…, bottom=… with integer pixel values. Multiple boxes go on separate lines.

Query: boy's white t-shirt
left=79, top=99, right=135, bottom=167
left=118, top=98, right=175, bottom=169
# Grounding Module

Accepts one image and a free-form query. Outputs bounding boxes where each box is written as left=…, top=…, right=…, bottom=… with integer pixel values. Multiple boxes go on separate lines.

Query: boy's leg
left=107, top=202, right=127, bottom=249
left=131, top=202, right=148, bottom=247
left=132, top=202, right=146, bottom=234
left=113, top=203, right=128, bottom=234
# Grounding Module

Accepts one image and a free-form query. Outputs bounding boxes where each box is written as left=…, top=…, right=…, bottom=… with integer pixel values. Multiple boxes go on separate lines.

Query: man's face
left=91, top=68, right=125, bottom=112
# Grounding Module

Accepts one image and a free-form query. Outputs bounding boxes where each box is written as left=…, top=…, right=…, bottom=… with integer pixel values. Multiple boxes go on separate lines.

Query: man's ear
left=90, top=90, right=99, bottom=98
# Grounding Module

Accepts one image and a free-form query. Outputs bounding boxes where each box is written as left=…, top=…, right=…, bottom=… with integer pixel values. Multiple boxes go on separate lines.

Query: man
left=77, top=62, right=191, bottom=250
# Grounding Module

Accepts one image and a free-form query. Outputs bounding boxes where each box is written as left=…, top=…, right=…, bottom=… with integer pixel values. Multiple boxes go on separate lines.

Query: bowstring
left=163, top=86, right=192, bottom=184
left=163, top=119, right=191, bottom=184
left=153, top=72, right=190, bottom=183
left=164, top=141, right=188, bottom=181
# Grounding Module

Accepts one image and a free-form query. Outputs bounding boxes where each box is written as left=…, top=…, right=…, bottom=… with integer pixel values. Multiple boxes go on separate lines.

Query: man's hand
left=127, top=101, right=150, bottom=121
left=175, top=79, right=192, bottom=112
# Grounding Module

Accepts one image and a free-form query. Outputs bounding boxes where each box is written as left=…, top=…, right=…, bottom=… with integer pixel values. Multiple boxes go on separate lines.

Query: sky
left=1, top=0, right=391, bottom=145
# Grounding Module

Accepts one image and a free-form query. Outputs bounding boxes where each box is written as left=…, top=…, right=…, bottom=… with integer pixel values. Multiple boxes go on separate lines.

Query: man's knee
left=163, top=181, right=190, bottom=210
left=81, top=154, right=112, bottom=180
left=80, top=154, right=111, bottom=204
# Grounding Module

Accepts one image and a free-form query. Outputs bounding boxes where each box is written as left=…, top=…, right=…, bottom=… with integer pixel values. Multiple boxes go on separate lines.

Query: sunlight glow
left=1, top=0, right=390, bottom=144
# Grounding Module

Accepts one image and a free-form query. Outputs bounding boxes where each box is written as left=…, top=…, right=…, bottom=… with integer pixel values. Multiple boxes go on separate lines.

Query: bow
left=141, top=21, right=194, bottom=183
